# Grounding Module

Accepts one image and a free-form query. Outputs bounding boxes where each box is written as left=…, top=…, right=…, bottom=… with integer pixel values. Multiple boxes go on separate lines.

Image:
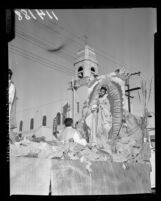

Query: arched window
left=53, top=117, right=57, bottom=134
left=78, top=66, right=83, bottom=78
left=91, top=67, right=96, bottom=75
left=30, top=118, right=34, bottom=130
left=78, top=66, right=83, bottom=72
left=57, top=112, right=61, bottom=125
left=77, top=102, right=79, bottom=113
left=19, top=120, right=23, bottom=132
left=42, top=115, right=47, bottom=126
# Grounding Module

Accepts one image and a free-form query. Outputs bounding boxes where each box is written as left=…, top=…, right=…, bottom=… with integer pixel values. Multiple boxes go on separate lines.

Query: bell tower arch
left=74, top=45, right=98, bottom=80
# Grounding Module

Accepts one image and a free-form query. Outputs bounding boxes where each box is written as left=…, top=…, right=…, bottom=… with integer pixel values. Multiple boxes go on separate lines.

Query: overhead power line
left=45, top=14, right=141, bottom=71
left=9, top=49, right=72, bottom=76
left=15, top=30, right=77, bottom=62
left=15, top=11, right=150, bottom=76
left=16, top=26, right=78, bottom=60
left=9, top=44, right=74, bottom=75
left=14, top=27, right=106, bottom=73
left=16, top=16, right=135, bottom=73
left=9, top=47, right=73, bottom=75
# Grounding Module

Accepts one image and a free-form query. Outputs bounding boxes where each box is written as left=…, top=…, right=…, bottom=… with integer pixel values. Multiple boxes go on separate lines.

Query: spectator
left=58, top=118, right=87, bottom=146
left=9, top=68, right=17, bottom=130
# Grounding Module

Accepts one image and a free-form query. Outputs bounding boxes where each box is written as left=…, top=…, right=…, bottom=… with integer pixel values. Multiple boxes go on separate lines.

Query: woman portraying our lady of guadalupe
left=83, top=68, right=130, bottom=146
left=96, top=87, right=112, bottom=142
left=85, top=86, right=112, bottom=146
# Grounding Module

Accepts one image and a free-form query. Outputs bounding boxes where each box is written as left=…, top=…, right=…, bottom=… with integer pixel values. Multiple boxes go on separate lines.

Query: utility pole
left=68, top=77, right=78, bottom=126
left=68, top=76, right=89, bottom=126
left=72, top=86, right=76, bottom=125
left=125, top=71, right=141, bottom=113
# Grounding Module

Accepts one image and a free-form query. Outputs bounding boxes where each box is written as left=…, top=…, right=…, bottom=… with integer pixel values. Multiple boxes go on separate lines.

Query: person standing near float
left=9, top=68, right=17, bottom=132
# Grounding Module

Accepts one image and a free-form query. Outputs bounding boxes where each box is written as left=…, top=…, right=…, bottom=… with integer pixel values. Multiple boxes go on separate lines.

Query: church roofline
left=77, top=45, right=95, bottom=53
left=74, top=59, right=98, bottom=66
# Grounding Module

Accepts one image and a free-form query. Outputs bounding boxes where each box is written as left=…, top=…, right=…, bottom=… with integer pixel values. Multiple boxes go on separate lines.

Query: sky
left=9, top=8, right=156, bottom=131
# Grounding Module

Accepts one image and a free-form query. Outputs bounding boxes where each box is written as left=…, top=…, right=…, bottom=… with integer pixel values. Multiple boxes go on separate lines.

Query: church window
left=91, top=67, right=95, bottom=73
left=30, top=118, right=34, bottom=130
left=77, top=102, right=79, bottom=113
left=53, top=117, right=57, bottom=132
left=42, top=115, right=47, bottom=126
left=19, top=120, right=23, bottom=131
left=78, top=66, right=83, bottom=78
left=57, top=112, right=61, bottom=125
left=91, top=67, right=96, bottom=76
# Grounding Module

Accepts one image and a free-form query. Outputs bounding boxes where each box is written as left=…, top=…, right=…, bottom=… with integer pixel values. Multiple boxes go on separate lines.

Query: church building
left=69, top=44, right=99, bottom=125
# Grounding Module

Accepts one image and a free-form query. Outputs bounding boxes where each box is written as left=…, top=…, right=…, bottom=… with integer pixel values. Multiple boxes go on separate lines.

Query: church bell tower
left=72, top=44, right=99, bottom=124
left=74, top=45, right=98, bottom=80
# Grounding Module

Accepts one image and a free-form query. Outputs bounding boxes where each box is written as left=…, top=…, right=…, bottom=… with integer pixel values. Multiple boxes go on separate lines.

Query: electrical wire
left=44, top=14, right=136, bottom=70
left=16, top=16, right=127, bottom=72
left=15, top=28, right=106, bottom=73
left=15, top=9, right=149, bottom=73
left=10, top=43, right=73, bottom=73
left=16, top=19, right=80, bottom=56
left=9, top=46, right=73, bottom=114
left=9, top=48, right=73, bottom=76
left=15, top=32, right=75, bottom=68
left=15, top=12, right=123, bottom=72
left=13, top=27, right=105, bottom=74
left=35, top=15, right=82, bottom=49
left=9, top=44, right=74, bottom=75
left=16, top=27, right=77, bottom=61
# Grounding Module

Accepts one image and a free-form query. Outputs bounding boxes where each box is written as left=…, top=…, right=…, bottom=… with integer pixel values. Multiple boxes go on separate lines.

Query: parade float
left=9, top=70, right=153, bottom=195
